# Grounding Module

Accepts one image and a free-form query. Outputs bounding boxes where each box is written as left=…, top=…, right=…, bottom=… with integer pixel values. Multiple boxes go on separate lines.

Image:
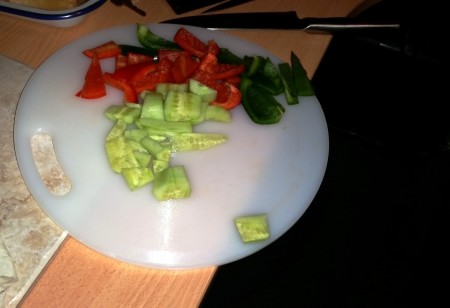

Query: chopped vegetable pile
left=75, top=24, right=315, bottom=243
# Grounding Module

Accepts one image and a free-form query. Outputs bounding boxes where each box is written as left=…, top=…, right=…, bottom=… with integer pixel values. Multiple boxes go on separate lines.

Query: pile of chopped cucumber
left=104, top=79, right=230, bottom=201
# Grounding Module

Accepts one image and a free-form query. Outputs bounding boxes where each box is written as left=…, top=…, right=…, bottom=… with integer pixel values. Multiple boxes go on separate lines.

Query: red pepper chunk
left=174, top=28, right=208, bottom=58
left=83, top=41, right=122, bottom=59
left=103, top=72, right=138, bottom=103
left=210, top=82, right=242, bottom=110
left=76, top=55, right=106, bottom=99
left=170, top=53, right=200, bottom=83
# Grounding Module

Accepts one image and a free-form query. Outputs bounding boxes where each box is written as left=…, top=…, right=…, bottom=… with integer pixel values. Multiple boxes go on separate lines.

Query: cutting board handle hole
left=31, top=133, right=71, bottom=196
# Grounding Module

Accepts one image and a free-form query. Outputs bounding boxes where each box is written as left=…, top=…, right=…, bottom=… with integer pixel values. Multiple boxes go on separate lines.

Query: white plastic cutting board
left=14, top=24, right=329, bottom=269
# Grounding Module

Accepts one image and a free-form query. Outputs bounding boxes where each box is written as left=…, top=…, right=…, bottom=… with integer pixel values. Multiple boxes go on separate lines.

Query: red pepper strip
left=115, top=54, right=127, bottom=70
left=158, top=49, right=187, bottom=62
left=131, top=70, right=171, bottom=93
left=103, top=72, right=138, bottom=103
left=207, top=40, right=220, bottom=56
left=174, top=27, right=208, bottom=58
left=170, top=53, right=200, bottom=83
left=210, top=64, right=245, bottom=80
left=224, top=75, right=242, bottom=87
left=210, top=82, right=241, bottom=110
left=126, top=52, right=154, bottom=65
left=129, top=63, right=163, bottom=93
left=83, top=41, right=122, bottom=59
left=196, top=52, right=218, bottom=74
left=75, top=55, right=106, bottom=99
left=110, top=62, right=154, bottom=82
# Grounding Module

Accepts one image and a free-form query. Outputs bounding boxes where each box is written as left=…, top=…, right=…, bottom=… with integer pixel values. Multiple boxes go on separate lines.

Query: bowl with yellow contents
left=0, top=0, right=106, bottom=27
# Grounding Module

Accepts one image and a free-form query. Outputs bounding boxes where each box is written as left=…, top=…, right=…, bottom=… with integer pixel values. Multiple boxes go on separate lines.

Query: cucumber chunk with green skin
left=188, top=79, right=217, bottom=103
left=133, top=151, right=152, bottom=168
left=152, top=159, right=169, bottom=174
left=135, top=118, right=192, bottom=135
left=164, top=91, right=203, bottom=123
left=278, top=62, right=299, bottom=105
left=141, top=92, right=164, bottom=120
left=291, top=51, right=315, bottom=96
left=140, top=136, right=171, bottom=161
left=205, top=105, right=232, bottom=123
left=106, top=119, right=127, bottom=141
left=124, top=128, right=148, bottom=142
left=105, top=137, right=141, bottom=173
left=234, top=214, right=270, bottom=243
left=104, top=105, right=141, bottom=124
left=122, top=167, right=154, bottom=191
left=136, top=24, right=180, bottom=50
left=152, top=166, right=191, bottom=201
left=155, top=83, right=188, bottom=99
left=169, top=133, right=228, bottom=152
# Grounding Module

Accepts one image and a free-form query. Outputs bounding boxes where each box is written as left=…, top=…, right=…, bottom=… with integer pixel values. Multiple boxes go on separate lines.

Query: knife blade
left=161, top=11, right=400, bottom=33
left=202, top=0, right=254, bottom=14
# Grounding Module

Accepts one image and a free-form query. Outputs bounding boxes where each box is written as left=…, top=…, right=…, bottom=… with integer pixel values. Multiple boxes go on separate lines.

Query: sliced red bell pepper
left=174, top=27, right=208, bottom=58
left=110, top=62, right=155, bottom=83
left=103, top=72, right=138, bottom=103
left=170, top=53, right=200, bottom=83
left=83, top=41, right=122, bottom=59
left=210, top=63, right=245, bottom=80
left=126, top=52, right=154, bottom=65
left=210, top=82, right=241, bottom=110
left=76, top=55, right=106, bottom=99
left=115, top=54, right=128, bottom=70
left=207, top=40, right=220, bottom=56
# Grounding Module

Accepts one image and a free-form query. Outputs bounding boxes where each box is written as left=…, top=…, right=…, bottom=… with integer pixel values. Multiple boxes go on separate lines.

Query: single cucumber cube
left=189, top=79, right=217, bottom=103
left=141, top=92, right=164, bottom=120
left=164, top=91, right=203, bottom=123
left=156, top=83, right=188, bottom=99
left=140, top=136, right=171, bottom=161
left=133, top=151, right=152, bottom=168
left=152, top=159, right=169, bottom=174
left=234, top=214, right=270, bottom=243
left=152, top=166, right=191, bottom=201
left=124, top=128, right=148, bottom=142
left=122, top=167, right=154, bottom=191
left=106, top=119, right=127, bottom=141
left=135, top=118, right=192, bottom=136
left=205, top=105, right=232, bottom=123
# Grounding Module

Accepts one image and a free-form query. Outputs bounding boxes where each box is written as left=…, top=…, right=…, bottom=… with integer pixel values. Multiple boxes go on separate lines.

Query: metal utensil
left=110, top=0, right=146, bottom=16
left=162, top=11, right=400, bottom=33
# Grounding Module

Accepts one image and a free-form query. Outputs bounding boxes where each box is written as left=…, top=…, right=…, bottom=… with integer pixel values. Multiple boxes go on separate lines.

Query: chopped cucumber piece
left=152, top=159, right=169, bottom=174
left=170, top=133, right=228, bottom=152
left=155, top=83, right=188, bottom=99
left=205, top=105, right=232, bottom=123
left=124, top=128, right=148, bottom=142
left=234, top=214, right=270, bottom=243
left=105, top=137, right=141, bottom=173
left=122, top=167, right=154, bottom=191
left=189, top=79, right=217, bottom=103
left=133, top=151, right=152, bottom=168
left=106, top=119, right=127, bottom=141
left=104, top=105, right=141, bottom=124
left=152, top=166, right=191, bottom=201
left=164, top=91, right=203, bottom=123
left=141, top=92, right=164, bottom=120
left=135, top=118, right=192, bottom=136
left=140, top=136, right=171, bottom=161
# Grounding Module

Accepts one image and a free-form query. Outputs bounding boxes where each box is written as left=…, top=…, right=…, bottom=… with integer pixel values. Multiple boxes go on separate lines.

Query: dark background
left=200, top=1, right=450, bottom=307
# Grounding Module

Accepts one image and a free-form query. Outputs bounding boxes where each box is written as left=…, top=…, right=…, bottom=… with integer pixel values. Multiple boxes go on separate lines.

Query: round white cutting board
left=14, top=23, right=329, bottom=269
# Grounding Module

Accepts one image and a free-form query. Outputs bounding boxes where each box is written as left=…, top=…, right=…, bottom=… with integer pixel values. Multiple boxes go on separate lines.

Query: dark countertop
left=200, top=1, right=450, bottom=306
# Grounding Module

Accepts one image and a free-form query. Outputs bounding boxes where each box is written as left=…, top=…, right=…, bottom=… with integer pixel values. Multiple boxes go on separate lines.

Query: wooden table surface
left=0, top=0, right=365, bottom=306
